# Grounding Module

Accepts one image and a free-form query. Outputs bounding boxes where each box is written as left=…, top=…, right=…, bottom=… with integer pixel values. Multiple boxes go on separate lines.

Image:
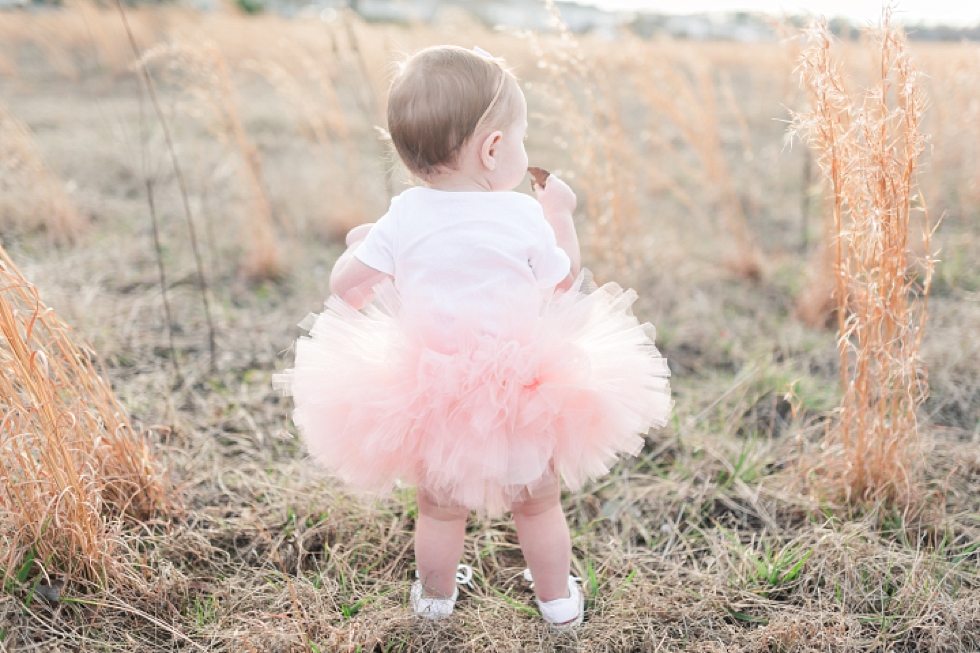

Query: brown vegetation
left=791, top=13, right=934, bottom=506
left=0, top=101, right=85, bottom=241
left=0, top=244, right=170, bottom=584
left=1, top=3, right=980, bottom=651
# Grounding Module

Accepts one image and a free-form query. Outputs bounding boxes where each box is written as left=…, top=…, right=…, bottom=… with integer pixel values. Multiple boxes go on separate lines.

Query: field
left=3, top=3, right=980, bottom=651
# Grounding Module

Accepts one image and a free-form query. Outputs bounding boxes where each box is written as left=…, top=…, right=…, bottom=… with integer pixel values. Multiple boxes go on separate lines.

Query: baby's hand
left=345, top=223, right=374, bottom=247
left=533, top=174, right=577, bottom=216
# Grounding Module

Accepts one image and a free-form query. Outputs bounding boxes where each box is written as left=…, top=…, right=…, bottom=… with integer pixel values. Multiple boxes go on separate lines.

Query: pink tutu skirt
left=274, top=272, right=671, bottom=516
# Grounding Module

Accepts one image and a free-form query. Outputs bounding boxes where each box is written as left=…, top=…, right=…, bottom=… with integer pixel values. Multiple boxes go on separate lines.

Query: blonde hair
left=387, top=45, right=521, bottom=177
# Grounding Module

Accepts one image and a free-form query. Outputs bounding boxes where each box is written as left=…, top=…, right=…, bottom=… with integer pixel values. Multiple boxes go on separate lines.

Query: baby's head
left=387, top=45, right=527, bottom=190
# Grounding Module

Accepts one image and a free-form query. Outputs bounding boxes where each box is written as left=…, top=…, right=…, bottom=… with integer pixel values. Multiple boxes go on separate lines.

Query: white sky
left=586, top=1, right=980, bottom=26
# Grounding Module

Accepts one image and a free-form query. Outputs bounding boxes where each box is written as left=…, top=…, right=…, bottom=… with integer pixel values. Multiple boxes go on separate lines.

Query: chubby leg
left=512, top=480, right=571, bottom=603
left=415, top=488, right=469, bottom=599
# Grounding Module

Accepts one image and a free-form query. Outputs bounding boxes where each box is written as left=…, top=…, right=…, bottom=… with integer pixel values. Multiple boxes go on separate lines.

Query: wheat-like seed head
left=791, top=8, right=935, bottom=507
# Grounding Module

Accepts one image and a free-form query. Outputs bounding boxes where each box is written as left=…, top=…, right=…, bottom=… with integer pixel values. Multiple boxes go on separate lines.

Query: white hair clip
left=473, top=46, right=493, bottom=58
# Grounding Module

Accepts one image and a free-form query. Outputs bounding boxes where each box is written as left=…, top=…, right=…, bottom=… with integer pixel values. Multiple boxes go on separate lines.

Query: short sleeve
left=529, top=212, right=572, bottom=288
left=353, top=202, right=398, bottom=275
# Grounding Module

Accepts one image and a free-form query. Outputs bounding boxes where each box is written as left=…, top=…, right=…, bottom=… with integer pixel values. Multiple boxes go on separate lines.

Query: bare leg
left=415, top=488, right=469, bottom=599
left=512, top=482, right=571, bottom=603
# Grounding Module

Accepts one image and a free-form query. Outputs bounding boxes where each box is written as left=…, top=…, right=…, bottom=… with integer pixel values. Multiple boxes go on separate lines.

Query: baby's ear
left=480, top=131, right=503, bottom=171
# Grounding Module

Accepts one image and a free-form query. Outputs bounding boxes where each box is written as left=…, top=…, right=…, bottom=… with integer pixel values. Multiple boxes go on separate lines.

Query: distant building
left=553, top=1, right=625, bottom=38
left=631, top=11, right=774, bottom=41
left=270, top=0, right=625, bottom=35
left=456, top=0, right=552, bottom=32
left=351, top=0, right=439, bottom=24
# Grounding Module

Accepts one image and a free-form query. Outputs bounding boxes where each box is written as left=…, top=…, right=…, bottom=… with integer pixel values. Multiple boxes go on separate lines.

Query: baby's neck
left=425, top=177, right=489, bottom=192
left=424, top=170, right=495, bottom=192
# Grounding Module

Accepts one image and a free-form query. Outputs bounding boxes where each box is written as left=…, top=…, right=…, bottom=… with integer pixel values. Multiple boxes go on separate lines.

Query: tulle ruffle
left=274, top=272, right=671, bottom=516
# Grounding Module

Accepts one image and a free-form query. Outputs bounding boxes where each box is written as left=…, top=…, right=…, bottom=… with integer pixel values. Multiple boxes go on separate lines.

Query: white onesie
left=354, top=187, right=571, bottom=349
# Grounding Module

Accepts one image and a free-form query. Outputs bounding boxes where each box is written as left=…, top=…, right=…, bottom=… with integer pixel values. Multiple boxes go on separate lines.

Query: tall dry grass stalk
left=632, top=48, right=763, bottom=279
left=140, top=40, right=283, bottom=281
left=791, top=10, right=935, bottom=506
left=203, top=42, right=283, bottom=279
left=116, top=1, right=218, bottom=370
left=916, top=46, right=980, bottom=229
left=527, top=0, right=635, bottom=278
left=781, top=21, right=848, bottom=329
left=0, top=244, right=170, bottom=583
left=246, top=27, right=371, bottom=238
left=0, top=101, right=86, bottom=241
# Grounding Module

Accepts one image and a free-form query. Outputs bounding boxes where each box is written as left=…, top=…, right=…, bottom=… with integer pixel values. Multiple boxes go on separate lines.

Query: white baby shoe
left=523, top=569, right=584, bottom=631
left=411, top=564, right=473, bottom=621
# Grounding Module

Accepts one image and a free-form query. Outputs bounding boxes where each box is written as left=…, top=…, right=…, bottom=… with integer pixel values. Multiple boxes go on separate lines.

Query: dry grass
left=0, top=243, right=170, bottom=585
left=1, top=3, right=980, bottom=651
left=139, top=40, right=283, bottom=281
left=0, top=100, right=85, bottom=241
left=5, top=367, right=980, bottom=650
left=631, top=45, right=764, bottom=280
left=791, top=11, right=934, bottom=506
left=524, top=0, right=636, bottom=279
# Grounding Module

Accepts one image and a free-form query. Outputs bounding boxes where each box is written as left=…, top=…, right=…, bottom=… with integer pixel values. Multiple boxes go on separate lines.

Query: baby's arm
left=330, top=225, right=391, bottom=309
left=534, top=176, right=581, bottom=291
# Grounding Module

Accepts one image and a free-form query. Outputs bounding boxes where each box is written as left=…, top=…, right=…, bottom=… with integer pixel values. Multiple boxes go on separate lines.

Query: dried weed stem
left=139, top=39, right=284, bottom=282
left=791, top=10, right=935, bottom=506
left=116, top=0, right=219, bottom=368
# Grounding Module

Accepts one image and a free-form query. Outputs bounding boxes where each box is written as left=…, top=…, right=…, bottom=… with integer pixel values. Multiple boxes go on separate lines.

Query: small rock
left=36, top=577, right=65, bottom=603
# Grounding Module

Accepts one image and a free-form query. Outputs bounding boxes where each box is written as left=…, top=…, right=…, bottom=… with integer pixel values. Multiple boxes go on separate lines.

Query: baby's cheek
left=510, top=158, right=530, bottom=190
left=513, top=149, right=529, bottom=184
